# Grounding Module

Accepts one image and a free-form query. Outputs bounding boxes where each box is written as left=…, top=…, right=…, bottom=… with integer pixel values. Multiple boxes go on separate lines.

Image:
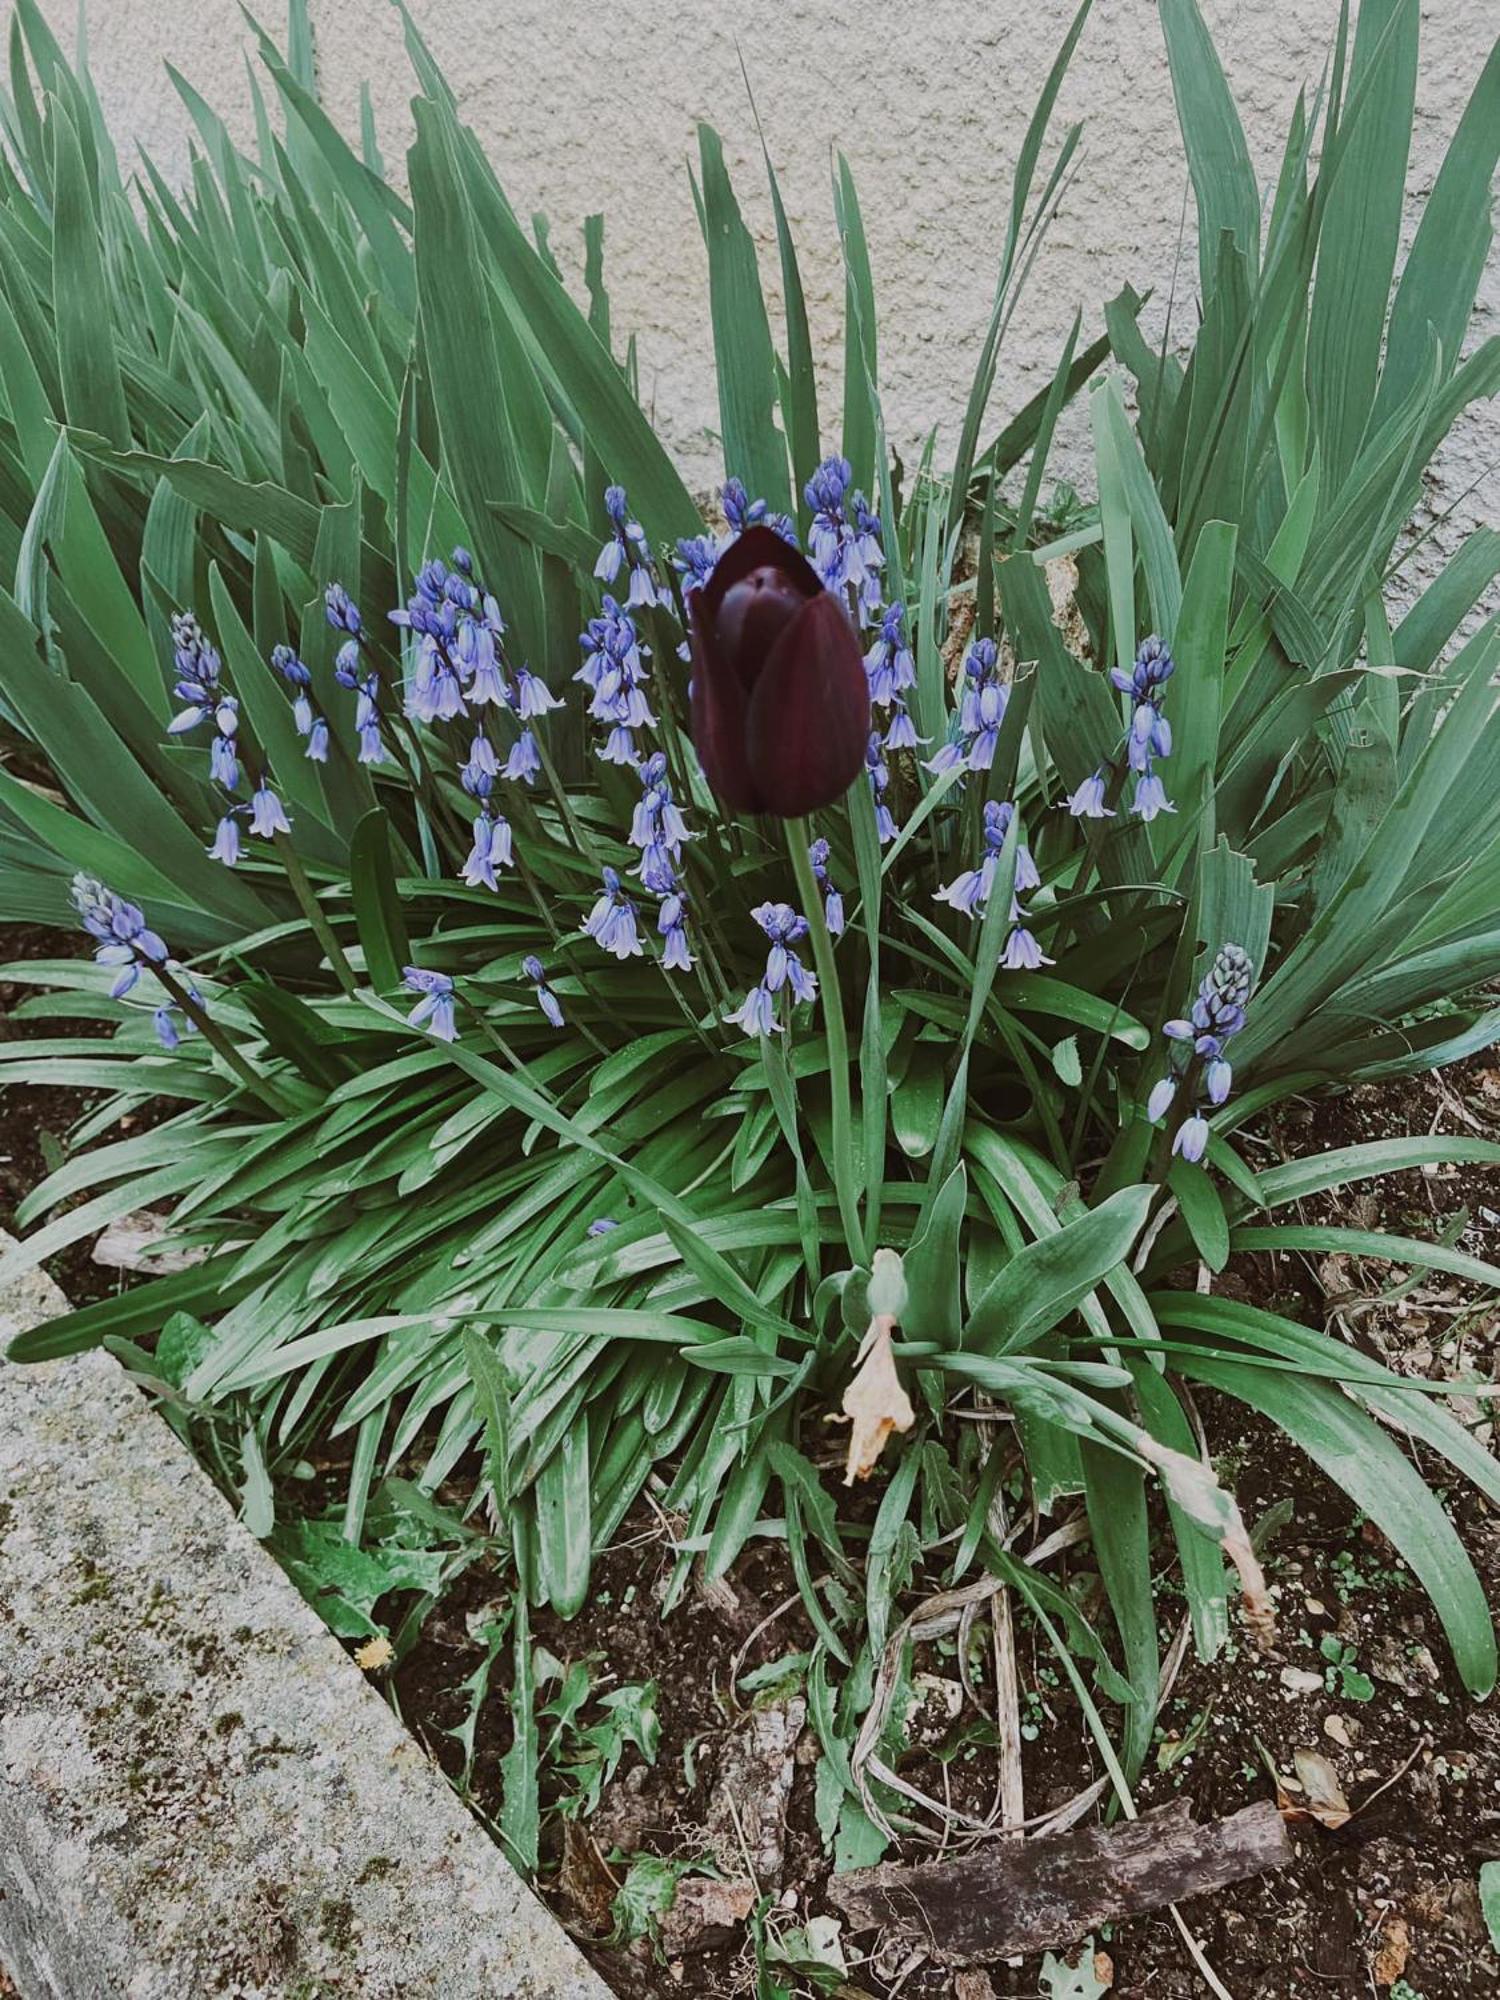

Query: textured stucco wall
left=5, top=0, right=1497, bottom=548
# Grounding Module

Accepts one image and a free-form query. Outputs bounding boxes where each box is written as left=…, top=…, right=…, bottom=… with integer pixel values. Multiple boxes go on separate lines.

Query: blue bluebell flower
left=721, top=477, right=765, bottom=536
left=271, top=644, right=312, bottom=688
left=501, top=729, right=541, bottom=786
left=595, top=486, right=659, bottom=609
left=334, top=640, right=363, bottom=689
left=927, top=638, right=1009, bottom=776
left=403, top=965, right=457, bottom=1042
left=325, top=583, right=363, bottom=636
left=1172, top=1115, right=1210, bottom=1164
left=209, top=731, right=241, bottom=791
left=71, top=875, right=170, bottom=998
left=584, top=867, right=644, bottom=959
left=513, top=665, right=563, bottom=721
left=726, top=982, right=779, bottom=1037
left=355, top=676, right=388, bottom=765
left=1110, top=635, right=1176, bottom=821
left=576, top=597, right=655, bottom=765
left=672, top=533, right=719, bottom=597
left=866, top=734, right=897, bottom=843
left=658, top=889, right=693, bottom=972
left=809, top=838, right=844, bottom=937
left=804, top=457, right=882, bottom=617
left=167, top=612, right=223, bottom=733
left=629, top=751, right=691, bottom=893
left=727, top=901, right=818, bottom=1036
left=1064, top=769, right=1114, bottom=819
left=460, top=810, right=513, bottom=892
left=720, top=477, right=797, bottom=550
left=249, top=782, right=291, bottom=840
left=587, top=1216, right=619, bottom=1237
left=460, top=735, right=499, bottom=795
left=883, top=700, right=924, bottom=752
left=1146, top=1076, right=1177, bottom=1123
left=388, top=550, right=514, bottom=723
left=521, top=953, right=565, bottom=1029
left=1000, top=918, right=1054, bottom=971
left=1148, top=943, right=1253, bottom=1161
left=934, top=800, right=1040, bottom=916
left=850, top=494, right=885, bottom=617
left=208, top=815, right=242, bottom=867
left=864, top=603, right=916, bottom=709
left=305, top=717, right=329, bottom=763
left=271, top=647, right=316, bottom=745
left=806, top=456, right=852, bottom=566
left=151, top=999, right=199, bottom=1051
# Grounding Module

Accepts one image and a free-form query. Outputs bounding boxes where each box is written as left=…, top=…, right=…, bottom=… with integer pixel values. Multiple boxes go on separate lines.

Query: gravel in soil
left=388, top=1065, right=1500, bottom=1999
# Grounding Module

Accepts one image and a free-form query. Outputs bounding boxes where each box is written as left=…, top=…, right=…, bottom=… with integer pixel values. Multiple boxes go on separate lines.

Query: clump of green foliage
left=2, top=0, right=1498, bottom=1861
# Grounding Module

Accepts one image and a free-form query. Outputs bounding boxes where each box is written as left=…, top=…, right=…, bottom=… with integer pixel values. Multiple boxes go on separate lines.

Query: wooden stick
left=826, top=1799, right=1292, bottom=1966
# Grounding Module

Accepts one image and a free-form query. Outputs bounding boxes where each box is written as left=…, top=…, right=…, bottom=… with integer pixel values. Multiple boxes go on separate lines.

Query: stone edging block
left=0, top=1242, right=613, bottom=1999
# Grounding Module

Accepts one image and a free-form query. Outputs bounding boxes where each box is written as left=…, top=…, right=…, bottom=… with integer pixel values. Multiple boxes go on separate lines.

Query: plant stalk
left=787, top=816, right=867, bottom=1266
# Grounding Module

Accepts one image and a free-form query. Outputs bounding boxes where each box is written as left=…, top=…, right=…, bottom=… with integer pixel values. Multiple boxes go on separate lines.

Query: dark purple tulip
left=687, top=526, right=870, bottom=817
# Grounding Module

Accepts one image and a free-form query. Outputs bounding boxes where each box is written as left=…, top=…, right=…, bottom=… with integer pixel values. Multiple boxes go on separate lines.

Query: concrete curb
left=0, top=1242, right=613, bottom=1999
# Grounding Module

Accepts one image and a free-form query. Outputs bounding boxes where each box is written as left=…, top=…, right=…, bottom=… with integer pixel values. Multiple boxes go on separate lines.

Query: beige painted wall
left=6, top=1, right=1497, bottom=562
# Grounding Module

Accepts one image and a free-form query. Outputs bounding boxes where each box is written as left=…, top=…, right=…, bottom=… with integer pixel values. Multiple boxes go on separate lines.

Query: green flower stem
left=787, top=816, right=868, bottom=1267
left=153, top=963, right=299, bottom=1116
left=272, top=830, right=359, bottom=997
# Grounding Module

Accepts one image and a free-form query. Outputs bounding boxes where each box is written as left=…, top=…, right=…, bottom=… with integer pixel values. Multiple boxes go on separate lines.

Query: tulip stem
left=787, top=817, right=867, bottom=1268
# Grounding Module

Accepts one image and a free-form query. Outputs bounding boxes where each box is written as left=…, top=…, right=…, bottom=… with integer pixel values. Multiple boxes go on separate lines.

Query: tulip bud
left=688, top=526, right=870, bottom=817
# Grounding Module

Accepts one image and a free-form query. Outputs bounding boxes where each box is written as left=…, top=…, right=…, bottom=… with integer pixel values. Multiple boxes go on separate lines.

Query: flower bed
left=1, top=0, right=1499, bottom=1992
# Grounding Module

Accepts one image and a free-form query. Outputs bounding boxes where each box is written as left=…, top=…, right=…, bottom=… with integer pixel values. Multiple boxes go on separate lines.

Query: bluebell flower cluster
left=809, top=837, right=844, bottom=937
left=866, top=733, right=896, bottom=843
left=672, top=478, right=797, bottom=601
left=1147, top=942, right=1253, bottom=1162
left=271, top=646, right=327, bottom=763
left=629, top=752, right=691, bottom=893
left=584, top=867, right=644, bottom=960
left=628, top=752, right=694, bottom=973
left=576, top=596, right=655, bottom=766
left=805, top=456, right=883, bottom=621
left=727, top=902, right=817, bottom=1037
left=521, top=953, right=565, bottom=1029
left=671, top=534, right=719, bottom=598
left=934, top=800, right=1052, bottom=971
left=595, top=486, right=660, bottom=609
left=328, top=551, right=563, bottom=900
left=329, top=618, right=389, bottom=769
left=461, top=801, right=514, bottom=893
left=928, top=638, right=1009, bottom=776
left=72, top=874, right=198, bottom=1050
left=167, top=610, right=291, bottom=866
left=403, top=965, right=457, bottom=1042
left=864, top=602, right=921, bottom=753
left=1067, top=635, right=1177, bottom=822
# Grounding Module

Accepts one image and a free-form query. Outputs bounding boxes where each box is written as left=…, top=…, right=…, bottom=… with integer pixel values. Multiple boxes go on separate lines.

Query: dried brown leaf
left=1283, top=1748, right=1352, bottom=1830
left=840, top=1315, right=914, bottom=1484
left=1372, top=1915, right=1409, bottom=1988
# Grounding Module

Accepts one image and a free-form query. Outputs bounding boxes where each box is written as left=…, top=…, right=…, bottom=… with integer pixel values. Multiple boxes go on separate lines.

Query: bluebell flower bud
left=1172, top=1115, right=1210, bottom=1164
left=1147, top=1076, right=1177, bottom=1123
